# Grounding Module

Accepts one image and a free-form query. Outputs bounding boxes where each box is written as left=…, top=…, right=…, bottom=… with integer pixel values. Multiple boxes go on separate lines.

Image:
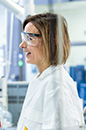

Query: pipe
left=6, top=13, right=14, bottom=79
left=0, top=0, right=25, bottom=21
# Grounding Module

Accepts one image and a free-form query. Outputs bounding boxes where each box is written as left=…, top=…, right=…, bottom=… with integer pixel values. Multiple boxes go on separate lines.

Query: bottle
left=0, top=121, right=2, bottom=130
left=2, top=106, right=12, bottom=128
left=0, top=102, right=3, bottom=130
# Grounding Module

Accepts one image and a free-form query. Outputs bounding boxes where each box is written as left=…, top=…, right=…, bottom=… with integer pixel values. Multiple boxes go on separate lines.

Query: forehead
left=24, top=22, right=39, bottom=34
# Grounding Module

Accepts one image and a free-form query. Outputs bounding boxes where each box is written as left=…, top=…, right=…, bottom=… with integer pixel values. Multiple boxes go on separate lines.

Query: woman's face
left=20, top=22, right=44, bottom=66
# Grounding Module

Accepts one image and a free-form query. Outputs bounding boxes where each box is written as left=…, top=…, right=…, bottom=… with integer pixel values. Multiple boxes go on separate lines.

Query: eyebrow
left=22, top=32, right=41, bottom=37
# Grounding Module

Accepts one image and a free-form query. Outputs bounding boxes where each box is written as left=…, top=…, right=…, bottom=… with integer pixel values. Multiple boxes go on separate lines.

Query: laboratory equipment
left=79, top=83, right=86, bottom=108
left=76, top=65, right=85, bottom=83
left=70, top=65, right=85, bottom=83
left=0, top=121, right=2, bottom=130
left=6, top=12, right=25, bottom=81
left=70, top=65, right=85, bottom=96
left=84, top=58, right=86, bottom=83
left=2, top=106, right=12, bottom=128
left=70, top=65, right=86, bottom=94
left=7, top=82, right=28, bottom=125
left=0, top=103, right=12, bottom=129
left=0, top=77, right=12, bottom=129
left=0, top=77, right=7, bottom=108
left=70, top=67, right=76, bottom=81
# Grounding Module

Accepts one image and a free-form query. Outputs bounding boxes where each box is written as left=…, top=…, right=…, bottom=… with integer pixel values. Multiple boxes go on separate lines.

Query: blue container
left=79, top=83, right=86, bottom=99
left=79, top=83, right=86, bottom=107
left=83, top=100, right=86, bottom=108
left=75, top=65, right=85, bottom=83
left=70, top=65, right=85, bottom=83
left=70, top=67, right=76, bottom=81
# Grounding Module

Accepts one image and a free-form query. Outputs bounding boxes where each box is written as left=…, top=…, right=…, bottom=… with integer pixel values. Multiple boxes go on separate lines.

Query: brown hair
left=23, top=12, right=70, bottom=66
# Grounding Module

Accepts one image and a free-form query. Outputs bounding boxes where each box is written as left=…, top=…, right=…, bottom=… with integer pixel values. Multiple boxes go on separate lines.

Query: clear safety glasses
left=21, top=32, right=41, bottom=46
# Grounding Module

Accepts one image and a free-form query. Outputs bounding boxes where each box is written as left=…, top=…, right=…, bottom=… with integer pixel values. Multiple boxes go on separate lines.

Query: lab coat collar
left=36, top=65, right=63, bottom=80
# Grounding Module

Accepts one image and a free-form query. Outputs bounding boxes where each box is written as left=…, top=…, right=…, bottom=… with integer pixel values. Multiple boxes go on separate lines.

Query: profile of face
left=20, top=22, right=44, bottom=66
left=20, top=13, right=70, bottom=69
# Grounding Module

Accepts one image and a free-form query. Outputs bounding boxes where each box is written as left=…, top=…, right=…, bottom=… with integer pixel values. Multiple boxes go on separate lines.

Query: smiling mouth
left=28, top=52, right=31, bottom=54
left=26, top=52, right=31, bottom=55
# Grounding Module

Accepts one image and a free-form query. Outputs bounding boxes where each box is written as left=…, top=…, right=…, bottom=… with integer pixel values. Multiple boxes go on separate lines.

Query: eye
left=27, top=36, right=32, bottom=41
left=29, top=37, right=32, bottom=40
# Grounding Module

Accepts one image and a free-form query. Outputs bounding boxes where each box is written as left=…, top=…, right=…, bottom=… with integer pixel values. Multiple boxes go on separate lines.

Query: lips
left=28, top=52, right=31, bottom=54
left=26, top=52, right=31, bottom=56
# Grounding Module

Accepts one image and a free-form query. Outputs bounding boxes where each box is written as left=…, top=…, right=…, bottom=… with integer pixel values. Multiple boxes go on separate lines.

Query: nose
left=19, top=41, right=27, bottom=48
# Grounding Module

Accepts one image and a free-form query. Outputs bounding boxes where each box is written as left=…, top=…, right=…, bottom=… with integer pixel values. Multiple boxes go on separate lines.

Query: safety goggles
left=21, top=32, right=41, bottom=46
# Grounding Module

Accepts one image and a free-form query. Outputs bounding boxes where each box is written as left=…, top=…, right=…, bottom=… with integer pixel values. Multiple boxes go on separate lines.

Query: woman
left=17, top=12, right=84, bottom=130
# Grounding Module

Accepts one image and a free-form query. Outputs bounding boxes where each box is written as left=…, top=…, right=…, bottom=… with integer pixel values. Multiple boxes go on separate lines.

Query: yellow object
left=24, top=126, right=28, bottom=130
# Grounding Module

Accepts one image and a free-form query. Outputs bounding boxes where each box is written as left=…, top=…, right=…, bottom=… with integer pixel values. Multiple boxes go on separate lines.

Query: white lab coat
left=17, top=65, right=84, bottom=130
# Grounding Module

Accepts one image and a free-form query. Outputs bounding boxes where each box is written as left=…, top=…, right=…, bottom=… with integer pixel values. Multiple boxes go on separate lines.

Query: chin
left=25, top=59, right=31, bottom=63
left=25, top=59, right=35, bottom=64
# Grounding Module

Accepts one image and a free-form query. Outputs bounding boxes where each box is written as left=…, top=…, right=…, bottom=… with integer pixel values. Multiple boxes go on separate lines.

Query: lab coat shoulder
left=62, top=68, right=84, bottom=124
left=42, top=70, right=84, bottom=129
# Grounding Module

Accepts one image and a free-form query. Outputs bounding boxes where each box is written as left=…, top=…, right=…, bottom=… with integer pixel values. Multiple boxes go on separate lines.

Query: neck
left=37, top=62, right=50, bottom=75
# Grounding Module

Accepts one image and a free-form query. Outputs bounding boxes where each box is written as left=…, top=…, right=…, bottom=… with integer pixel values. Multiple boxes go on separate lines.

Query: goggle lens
left=21, top=32, right=41, bottom=46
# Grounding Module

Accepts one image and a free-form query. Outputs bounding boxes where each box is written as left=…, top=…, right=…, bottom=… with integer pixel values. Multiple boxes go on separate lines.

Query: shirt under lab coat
left=17, top=65, right=84, bottom=130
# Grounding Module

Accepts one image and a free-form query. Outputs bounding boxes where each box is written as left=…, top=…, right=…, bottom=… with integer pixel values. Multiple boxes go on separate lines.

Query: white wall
left=68, top=46, right=86, bottom=66
left=35, top=1, right=86, bottom=42
left=65, top=46, right=86, bottom=73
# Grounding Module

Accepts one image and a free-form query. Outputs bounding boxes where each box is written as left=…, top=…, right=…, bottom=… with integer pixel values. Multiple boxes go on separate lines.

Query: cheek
left=34, top=49, right=43, bottom=59
left=33, top=47, right=43, bottom=61
left=26, top=44, right=44, bottom=64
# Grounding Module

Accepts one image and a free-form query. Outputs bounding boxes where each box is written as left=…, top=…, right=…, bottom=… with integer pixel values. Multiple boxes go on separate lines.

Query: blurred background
left=0, top=0, right=86, bottom=129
